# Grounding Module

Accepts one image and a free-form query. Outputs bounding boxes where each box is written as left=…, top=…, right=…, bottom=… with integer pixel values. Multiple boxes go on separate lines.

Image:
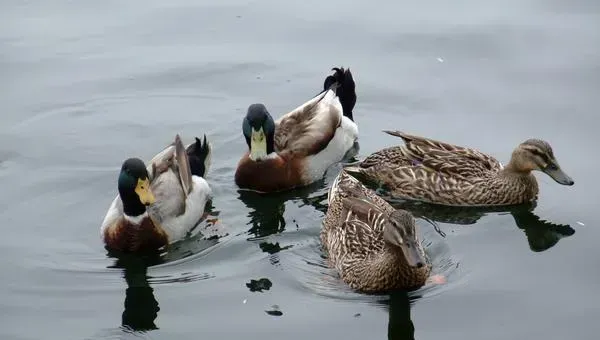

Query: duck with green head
left=101, top=134, right=212, bottom=253
left=234, top=67, right=359, bottom=193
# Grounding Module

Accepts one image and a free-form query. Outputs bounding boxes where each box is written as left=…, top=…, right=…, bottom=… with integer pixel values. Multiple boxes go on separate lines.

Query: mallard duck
left=345, top=130, right=574, bottom=206
left=234, top=67, right=359, bottom=193
left=101, top=134, right=212, bottom=253
left=321, top=170, right=431, bottom=293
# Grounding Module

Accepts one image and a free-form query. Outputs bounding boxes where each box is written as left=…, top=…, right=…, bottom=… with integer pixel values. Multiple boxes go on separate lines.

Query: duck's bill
left=249, top=128, right=268, bottom=161
left=135, top=178, right=156, bottom=205
left=401, top=242, right=426, bottom=268
left=543, top=166, right=574, bottom=186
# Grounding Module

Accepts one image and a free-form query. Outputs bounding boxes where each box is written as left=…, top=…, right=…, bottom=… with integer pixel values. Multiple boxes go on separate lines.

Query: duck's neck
left=119, top=190, right=147, bottom=219
left=500, top=159, right=536, bottom=180
left=496, top=161, right=539, bottom=201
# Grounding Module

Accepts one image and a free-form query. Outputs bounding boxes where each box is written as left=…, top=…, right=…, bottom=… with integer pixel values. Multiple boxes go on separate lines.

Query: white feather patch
left=160, top=176, right=212, bottom=242
left=304, top=113, right=358, bottom=183
left=124, top=212, right=148, bottom=225
left=100, top=196, right=121, bottom=237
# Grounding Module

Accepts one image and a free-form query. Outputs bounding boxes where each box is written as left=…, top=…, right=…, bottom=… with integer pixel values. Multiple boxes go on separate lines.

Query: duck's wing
left=338, top=199, right=386, bottom=255
left=145, top=135, right=194, bottom=226
left=376, top=130, right=503, bottom=179
left=273, top=89, right=342, bottom=157
left=341, top=197, right=388, bottom=230
left=174, top=134, right=193, bottom=195
left=147, top=135, right=203, bottom=194
left=147, top=142, right=176, bottom=178
left=358, top=146, right=411, bottom=170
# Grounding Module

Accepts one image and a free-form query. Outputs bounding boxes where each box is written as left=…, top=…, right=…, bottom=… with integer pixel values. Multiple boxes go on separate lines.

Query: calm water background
left=1, top=0, right=599, bottom=339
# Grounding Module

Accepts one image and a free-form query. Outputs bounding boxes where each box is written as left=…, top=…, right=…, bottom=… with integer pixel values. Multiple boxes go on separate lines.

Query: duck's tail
left=323, top=67, right=356, bottom=121
left=186, top=134, right=212, bottom=178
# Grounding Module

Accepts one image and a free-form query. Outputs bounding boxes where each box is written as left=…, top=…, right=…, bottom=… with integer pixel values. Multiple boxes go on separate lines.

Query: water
left=1, top=0, right=599, bottom=339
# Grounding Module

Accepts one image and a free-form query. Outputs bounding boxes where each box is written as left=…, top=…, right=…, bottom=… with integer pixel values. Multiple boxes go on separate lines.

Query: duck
left=100, top=134, right=213, bottom=253
left=345, top=130, right=574, bottom=207
left=234, top=67, right=359, bottom=193
left=321, top=170, right=431, bottom=293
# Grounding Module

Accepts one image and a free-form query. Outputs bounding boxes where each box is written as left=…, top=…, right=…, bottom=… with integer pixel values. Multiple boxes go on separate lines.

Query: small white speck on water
left=437, top=57, right=444, bottom=63
left=576, top=221, right=585, bottom=226
left=243, top=299, right=247, bottom=304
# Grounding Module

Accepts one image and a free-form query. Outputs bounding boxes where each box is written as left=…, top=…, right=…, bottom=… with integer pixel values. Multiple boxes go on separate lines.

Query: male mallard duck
left=346, top=130, right=574, bottom=206
left=234, top=67, right=359, bottom=193
left=321, top=170, right=431, bottom=293
left=101, top=134, right=212, bottom=253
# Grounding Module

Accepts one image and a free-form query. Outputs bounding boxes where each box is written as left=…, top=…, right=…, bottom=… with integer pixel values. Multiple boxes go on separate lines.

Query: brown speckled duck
left=321, top=170, right=431, bottom=293
left=345, top=130, right=574, bottom=207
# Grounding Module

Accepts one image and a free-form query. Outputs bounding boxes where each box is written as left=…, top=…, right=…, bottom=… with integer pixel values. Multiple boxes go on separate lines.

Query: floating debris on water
left=576, top=221, right=585, bottom=226
left=353, top=313, right=361, bottom=318
left=265, top=305, right=283, bottom=316
left=437, top=57, right=444, bottom=63
left=246, top=278, right=273, bottom=292
left=243, top=299, right=247, bottom=304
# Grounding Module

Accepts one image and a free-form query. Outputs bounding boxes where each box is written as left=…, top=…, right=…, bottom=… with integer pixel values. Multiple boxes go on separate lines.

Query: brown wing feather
left=359, top=146, right=410, bottom=169
left=364, top=162, right=478, bottom=204
left=367, top=130, right=503, bottom=179
left=174, top=134, right=193, bottom=195
left=274, top=91, right=341, bottom=157
left=341, top=197, right=387, bottom=223
left=339, top=220, right=382, bottom=257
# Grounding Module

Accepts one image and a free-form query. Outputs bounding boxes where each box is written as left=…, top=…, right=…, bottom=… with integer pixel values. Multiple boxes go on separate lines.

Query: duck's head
left=118, top=158, right=156, bottom=217
left=383, top=209, right=426, bottom=268
left=242, top=104, right=275, bottom=161
left=509, top=139, right=574, bottom=186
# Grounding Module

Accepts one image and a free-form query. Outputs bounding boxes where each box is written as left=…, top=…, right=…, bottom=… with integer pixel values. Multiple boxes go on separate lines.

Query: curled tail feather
left=187, top=134, right=212, bottom=178
left=323, top=67, right=357, bottom=121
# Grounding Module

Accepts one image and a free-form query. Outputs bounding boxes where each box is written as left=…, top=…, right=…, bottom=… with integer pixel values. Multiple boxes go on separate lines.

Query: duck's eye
left=547, top=163, right=558, bottom=171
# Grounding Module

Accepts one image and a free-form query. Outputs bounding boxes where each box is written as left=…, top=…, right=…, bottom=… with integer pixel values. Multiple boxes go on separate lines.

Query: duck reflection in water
left=390, top=199, right=575, bottom=252
left=109, top=254, right=162, bottom=333
left=237, top=182, right=329, bottom=256
left=375, top=291, right=421, bottom=340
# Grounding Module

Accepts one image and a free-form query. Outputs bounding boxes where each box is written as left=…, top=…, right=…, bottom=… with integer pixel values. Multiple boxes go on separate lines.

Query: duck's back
left=274, top=89, right=342, bottom=157
left=361, top=131, right=502, bottom=180
left=321, top=171, right=392, bottom=249
left=148, top=169, right=185, bottom=224
left=321, top=172, right=431, bottom=292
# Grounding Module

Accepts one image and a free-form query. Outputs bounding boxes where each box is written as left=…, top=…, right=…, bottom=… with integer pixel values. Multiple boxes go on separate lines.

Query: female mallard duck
left=100, top=134, right=212, bottom=253
left=346, top=130, right=574, bottom=206
left=234, top=67, right=359, bottom=193
left=321, top=170, right=431, bottom=293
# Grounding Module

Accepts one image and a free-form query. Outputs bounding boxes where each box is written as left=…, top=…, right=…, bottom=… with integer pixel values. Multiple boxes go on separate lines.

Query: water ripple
left=273, top=217, right=463, bottom=305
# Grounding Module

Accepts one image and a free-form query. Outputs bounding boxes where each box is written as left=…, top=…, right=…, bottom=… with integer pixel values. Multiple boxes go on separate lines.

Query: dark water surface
left=1, top=1, right=599, bottom=339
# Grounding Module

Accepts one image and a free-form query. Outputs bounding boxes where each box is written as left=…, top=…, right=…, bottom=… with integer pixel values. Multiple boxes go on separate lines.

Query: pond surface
left=1, top=1, right=599, bottom=339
